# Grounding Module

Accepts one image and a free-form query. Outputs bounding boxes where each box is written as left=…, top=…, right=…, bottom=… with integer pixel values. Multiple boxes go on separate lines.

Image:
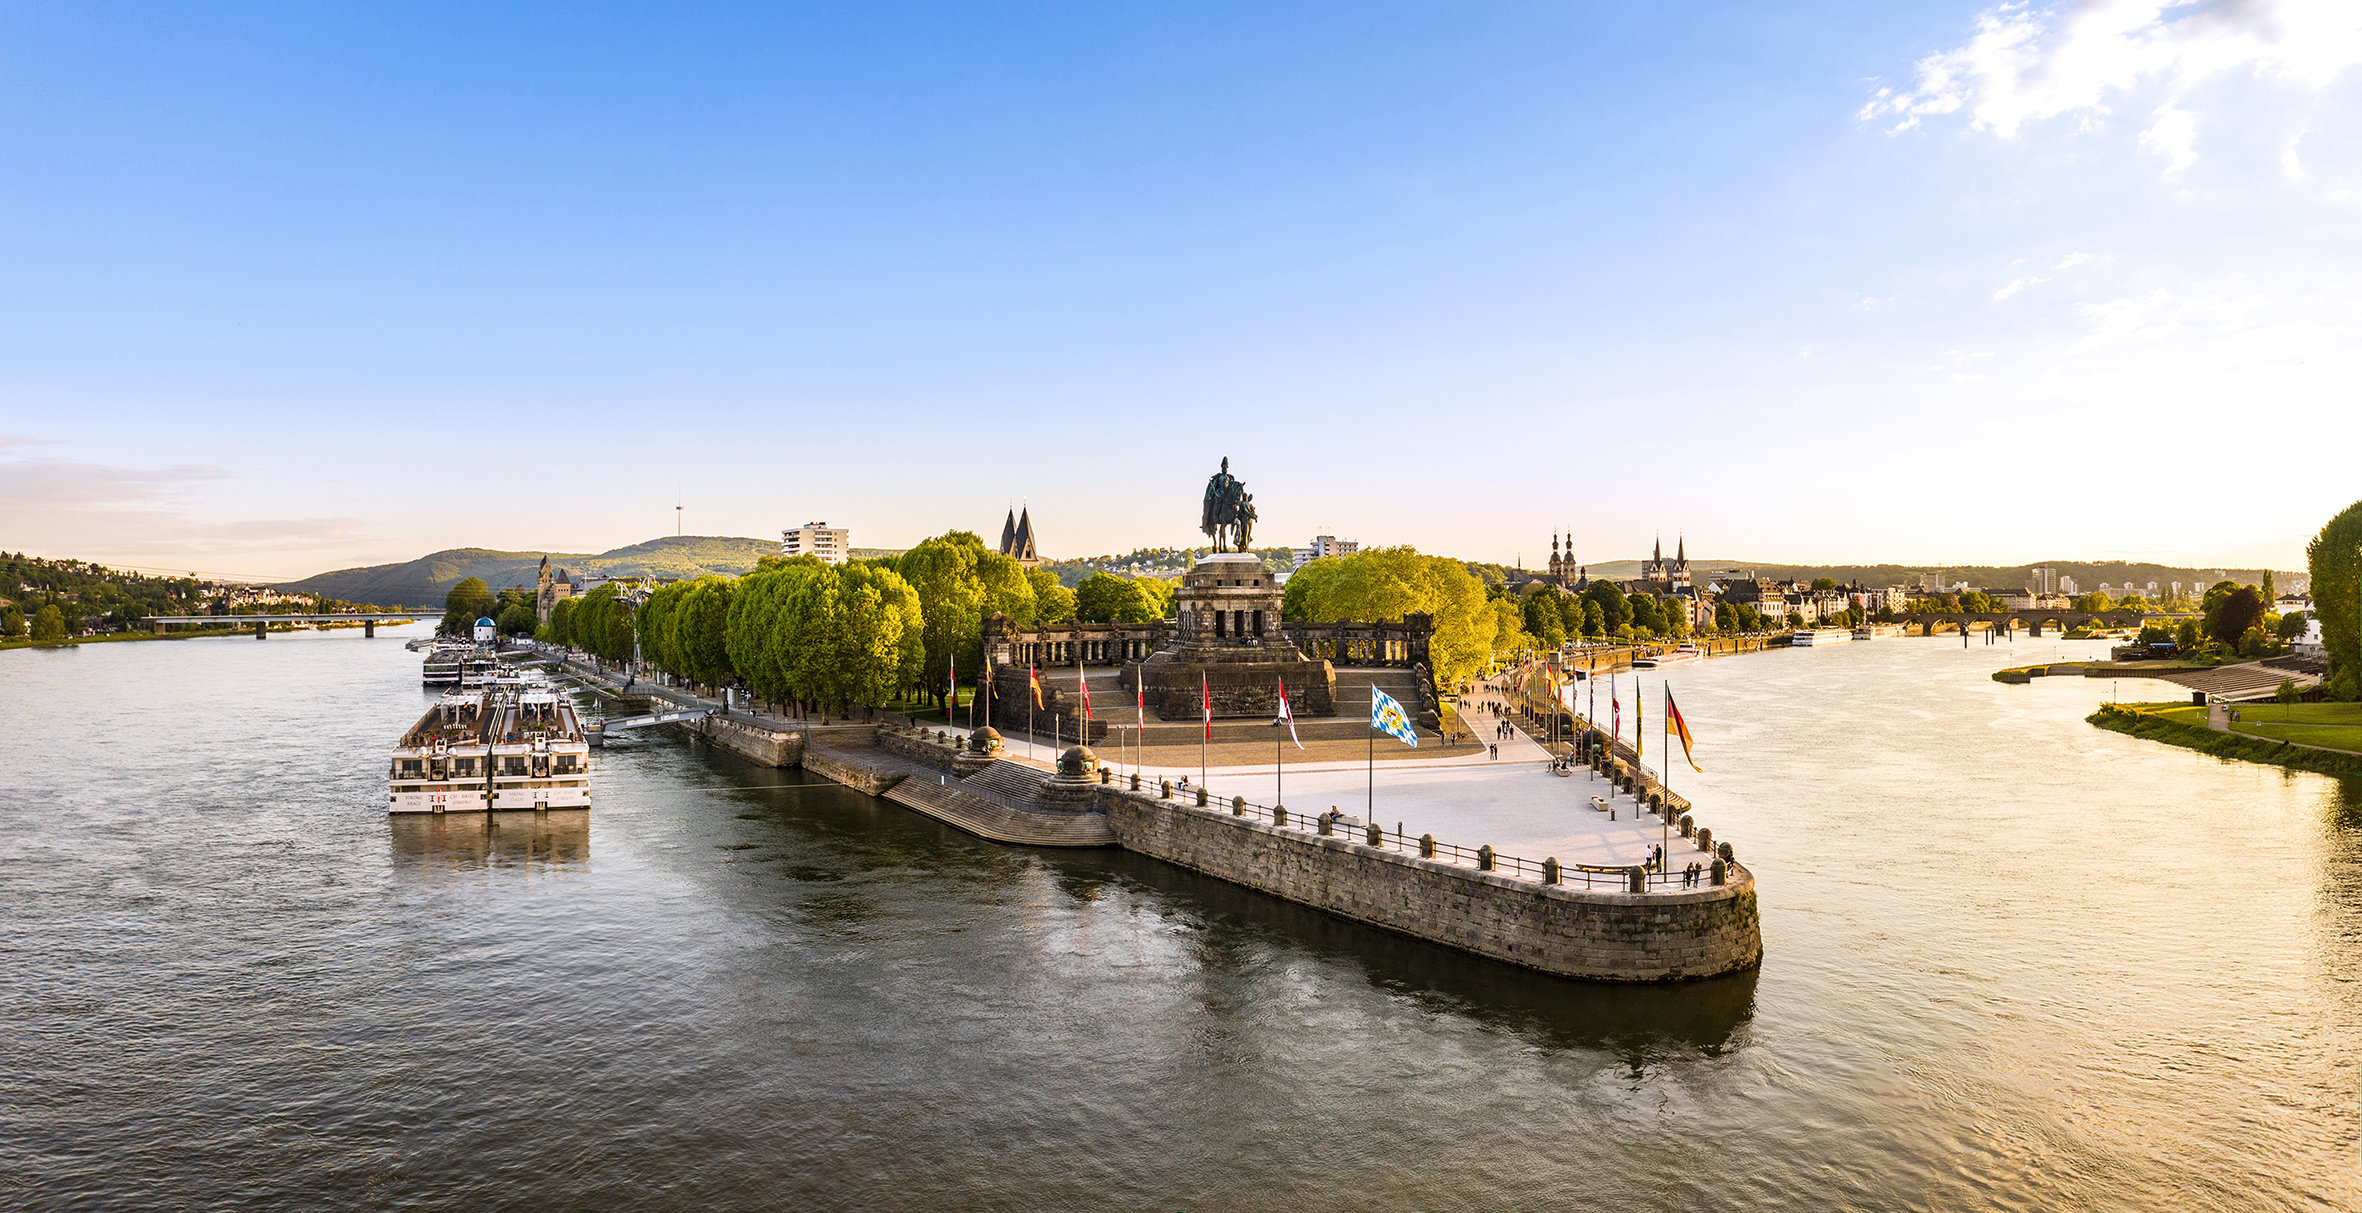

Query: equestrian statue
left=1200, top=457, right=1257, bottom=553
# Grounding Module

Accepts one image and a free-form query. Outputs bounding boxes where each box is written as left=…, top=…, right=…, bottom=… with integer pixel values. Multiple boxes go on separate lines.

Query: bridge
left=585, top=707, right=714, bottom=745
left=1891, top=609, right=2199, bottom=638
left=144, top=612, right=439, bottom=638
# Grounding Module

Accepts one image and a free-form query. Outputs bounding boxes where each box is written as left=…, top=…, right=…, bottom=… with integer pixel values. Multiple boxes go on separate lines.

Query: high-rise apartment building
left=781, top=522, right=850, bottom=564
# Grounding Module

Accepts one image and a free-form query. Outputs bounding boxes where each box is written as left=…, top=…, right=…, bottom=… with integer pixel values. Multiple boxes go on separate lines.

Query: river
left=3, top=628, right=2356, bottom=1210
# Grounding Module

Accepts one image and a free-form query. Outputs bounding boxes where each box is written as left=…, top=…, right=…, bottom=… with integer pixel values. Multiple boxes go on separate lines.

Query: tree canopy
left=1281, top=546, right=1490, bottom=687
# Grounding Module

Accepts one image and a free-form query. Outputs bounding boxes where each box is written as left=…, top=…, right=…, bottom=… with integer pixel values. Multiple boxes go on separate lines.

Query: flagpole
left=1366, top=686, right=1375, bottom=820
left=1662, top=682, right=1671, bottom=887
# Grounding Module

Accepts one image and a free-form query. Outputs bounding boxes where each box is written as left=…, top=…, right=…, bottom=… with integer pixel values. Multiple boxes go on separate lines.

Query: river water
left=4, top=628, right=2357, bottom=1211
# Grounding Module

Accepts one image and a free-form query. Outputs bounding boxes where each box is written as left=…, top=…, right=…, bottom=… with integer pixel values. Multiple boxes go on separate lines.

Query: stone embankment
left=1098, top=786, right=1759, bottom=982
left=542, top=652, right=1756, bottom=982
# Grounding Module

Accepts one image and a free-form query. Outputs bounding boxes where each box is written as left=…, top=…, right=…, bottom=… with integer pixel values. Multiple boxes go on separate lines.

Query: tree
left=2175, top=618, right=2202, bottom=651
left=1076, top=572, right=1160, bottom=624
left=2205, top=586, right=2266, bottom=649
left=1714, top=601, right=1735, bottom=633
left=1281, top=546, right=1491, bottom=686
left=1027, top=567, right=1076, bottom=625
left=1582, top=580, right=1630, bottom=635
left=2277, top=610, right=2309, bottom=641
left=897, top=536, right=988, bottom=710
left=832, top=564, right=924, bottom=715
left=440, top=577, right=495, bottom=637
left=1810, top=577, right=1837, bottom=593
left=2308, top=500, right=2362, bottom=699
left=1, top=606, right=23, bottom=638
left=496, top=602, right=536, bottom=637
left=678, top=577, right=737, bottom=688
left=1627, top=593, right=1664, bottom=637
left=31, top=604, right=65, bottom=641
left=547, top=598, right=578, bottom=648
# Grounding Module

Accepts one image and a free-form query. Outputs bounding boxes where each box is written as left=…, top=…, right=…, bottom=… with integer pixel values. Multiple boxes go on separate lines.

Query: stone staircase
left=884, top=775, right=1114, bottom=847
left=957, top=759, right=1059, bottom=812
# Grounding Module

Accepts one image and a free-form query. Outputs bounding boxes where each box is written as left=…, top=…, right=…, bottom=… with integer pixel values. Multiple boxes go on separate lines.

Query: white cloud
left=2282, top=130, right=2310, bottom=179
left=2138, top=102, right=2199, bottom=173
left=1862, top=1, right=2362, bottom=166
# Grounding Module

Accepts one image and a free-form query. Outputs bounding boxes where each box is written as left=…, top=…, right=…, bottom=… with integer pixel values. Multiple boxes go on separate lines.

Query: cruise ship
left=421, top=644, right=497, bottom=686
left=1792, top=628, right=1854, bottom=647
left=1633, top=643, right=1705, bottom=669
left=388, top=684, right=592, bottom=813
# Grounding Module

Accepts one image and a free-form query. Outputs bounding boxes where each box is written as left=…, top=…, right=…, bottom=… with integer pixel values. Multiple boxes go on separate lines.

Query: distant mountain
left=280, top=535, right=780, bottom=606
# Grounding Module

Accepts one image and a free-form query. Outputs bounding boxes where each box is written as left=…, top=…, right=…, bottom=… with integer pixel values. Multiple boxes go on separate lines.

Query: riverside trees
left=1282, top=547, right=1491, bottom=688
left=895, top=532, right=1036, bottom=712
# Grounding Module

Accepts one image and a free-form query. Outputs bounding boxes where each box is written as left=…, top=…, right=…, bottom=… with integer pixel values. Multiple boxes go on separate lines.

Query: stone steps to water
left=885, top=777, right=1115, bottom=847
left=959, top=759, right=1058, bottom=811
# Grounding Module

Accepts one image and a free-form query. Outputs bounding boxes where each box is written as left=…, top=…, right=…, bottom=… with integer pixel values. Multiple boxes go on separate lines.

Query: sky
left=1, top=1, right=2357, bottom=580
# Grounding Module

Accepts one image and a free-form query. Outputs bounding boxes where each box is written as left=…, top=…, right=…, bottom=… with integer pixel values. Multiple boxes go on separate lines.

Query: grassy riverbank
left=2088, top=702, right=2362, bottom=776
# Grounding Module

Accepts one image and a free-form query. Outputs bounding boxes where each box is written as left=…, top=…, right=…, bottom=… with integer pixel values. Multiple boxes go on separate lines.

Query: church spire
left=1676, top=533, right=1686, bottom=564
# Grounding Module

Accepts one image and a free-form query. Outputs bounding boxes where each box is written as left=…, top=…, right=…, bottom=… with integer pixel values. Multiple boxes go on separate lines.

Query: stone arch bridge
left=1891, top=610, right=2196, bottom=638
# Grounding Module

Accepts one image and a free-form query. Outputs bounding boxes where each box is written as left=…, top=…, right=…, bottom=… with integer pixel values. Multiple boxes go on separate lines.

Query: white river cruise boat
left=388, top=686, right=592, bottom=813
left=1792, top=628, right=1854, bottom=646
left=1633, top=643, right=1705, bottom=669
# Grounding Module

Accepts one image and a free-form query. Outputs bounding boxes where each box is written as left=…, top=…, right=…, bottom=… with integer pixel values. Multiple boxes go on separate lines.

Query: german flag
left=1029, top=667, right=1044, bottom=709
left=1666, top=686, right=1702, bottom=772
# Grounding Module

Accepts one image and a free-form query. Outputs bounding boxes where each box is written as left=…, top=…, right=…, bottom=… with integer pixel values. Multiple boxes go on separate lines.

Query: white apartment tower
left=781, top=521, right=850, bottom=564
left=1291, top=535, right=1359, bottom=567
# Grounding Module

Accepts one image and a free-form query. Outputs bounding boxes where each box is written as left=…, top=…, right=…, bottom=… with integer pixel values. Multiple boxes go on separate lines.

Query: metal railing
left=1140, top=779, right=1729, bottom=893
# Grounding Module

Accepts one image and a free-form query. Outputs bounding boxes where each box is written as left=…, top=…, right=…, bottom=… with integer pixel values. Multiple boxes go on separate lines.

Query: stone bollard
left=1717, top=841, right=1734, bottom=864
left=1161, top=779, right=1172, bottom=798
left=1627, top=866, right=1647, bottom=894
left=1542, top=857, right=1560, bottom=884
left=1366, top=822, right=1383, bottom=847
left=1232, top=796, right=1246, bottom=817
left=1273, top=805, right=1288, bottom=827
left=1317, top=811, right=1330, bottom=836
left=1130, top=772, right=1140, bottom=791
left=1710, top=858, right=1727, bottom=886
left=1100, top=767, right=1111, bottom=784
left=1419, top=833, right=1436, bottom=859
left=1680, top=814, right=1694, bottom=838
left=1196, top=787, right=1208, bottom=807
left=1477, top=844, right=1494, bottom=871
left=1695, top=826, right=1713, bottom=854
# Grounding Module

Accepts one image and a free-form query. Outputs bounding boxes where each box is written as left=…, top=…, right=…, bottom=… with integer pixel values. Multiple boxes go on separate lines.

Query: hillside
left=281, top=535, right=779, bottom=606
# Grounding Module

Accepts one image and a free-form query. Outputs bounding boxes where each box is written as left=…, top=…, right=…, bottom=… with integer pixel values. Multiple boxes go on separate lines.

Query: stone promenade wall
left=1097, top=788, right=1760, bottom=982
left=693, top=716, right=804, bottom=768
left=876, top=726, right=965, bottom=773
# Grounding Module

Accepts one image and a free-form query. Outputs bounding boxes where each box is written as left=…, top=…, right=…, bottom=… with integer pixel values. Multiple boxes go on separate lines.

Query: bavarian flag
left=1371, top=685, right=1418, bottom=748
left=1666, top=685, right=1702, bottom=772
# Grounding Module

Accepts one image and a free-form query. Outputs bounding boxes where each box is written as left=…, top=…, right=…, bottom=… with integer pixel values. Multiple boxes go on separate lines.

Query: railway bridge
left=144, top=612, right=439, bottom=638
left=1890, top=609, right=2197, bottom=638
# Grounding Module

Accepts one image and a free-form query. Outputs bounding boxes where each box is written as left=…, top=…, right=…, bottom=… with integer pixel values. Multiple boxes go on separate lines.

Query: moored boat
left=1792, top=628, right=1853, bottom=646
left=389, top=683, right=592, bottom=813
left=1634, top=643, right=1705, bottom=669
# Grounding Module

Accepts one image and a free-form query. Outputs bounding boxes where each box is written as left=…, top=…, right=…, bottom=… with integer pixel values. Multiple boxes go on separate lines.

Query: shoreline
left=2087, top=704, right=2362, bottom=777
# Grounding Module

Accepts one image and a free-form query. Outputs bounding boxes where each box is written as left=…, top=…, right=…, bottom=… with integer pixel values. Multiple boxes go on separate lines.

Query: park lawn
left=2138, top=703, right=2209, bottom=727
left=2224, top=701, right=2362, bottom=726
left=2231, top=721, right=2362, bottom=751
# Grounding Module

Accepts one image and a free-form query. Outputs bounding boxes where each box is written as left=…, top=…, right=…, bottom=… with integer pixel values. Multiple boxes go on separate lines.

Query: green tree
left=2307, top=500, right=2362, bottom=699
left=833, top=563, right=925, bottom=715
left=1, top=606, right=23, bottom=638
left=1810, top=577, right=1837, bottom=593
left=496, top=602, right=537, bottom=637
left=1627, top=593, right=1664, bottom=637
left=1027, top=566, right=1076, bottom=625
left=1714, top=601, right=1735, bottom=633
left=31, top=603, right=66, bottom=641
left=1582, top=580, right=1630, bottom=635
left=1075, top=572, right=1160, bottom=624
left=1281, top=546, right=1490, bottom=686
left=440, top=577, right=495, bottom=637
left=678, top=577, right=738, bottom=688
left=2205, top=586, right=2266, bottom=648
left=2175, top=618, right=2202, bottom=651
left=2277, top=610, right=2310, bottom=641
left=547, top=598, right=578, bottom=647
left=897, top=536, right=988, bottom=710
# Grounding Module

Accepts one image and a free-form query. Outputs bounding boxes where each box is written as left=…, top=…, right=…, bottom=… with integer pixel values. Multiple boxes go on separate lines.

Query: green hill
left=280, top=535, right=779, bottom=606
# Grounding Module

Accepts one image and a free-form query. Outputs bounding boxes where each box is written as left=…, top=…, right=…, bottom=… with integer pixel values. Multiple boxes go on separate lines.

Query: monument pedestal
left=1132, top=553, right=1335, bottom=719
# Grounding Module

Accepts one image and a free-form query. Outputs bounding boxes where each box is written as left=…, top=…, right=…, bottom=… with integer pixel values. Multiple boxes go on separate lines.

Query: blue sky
left=2, top=1, right=2357, bottom=579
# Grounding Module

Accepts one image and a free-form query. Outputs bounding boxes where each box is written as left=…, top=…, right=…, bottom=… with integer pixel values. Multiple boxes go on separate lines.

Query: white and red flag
left=1275, top=679, right=1302, bottom=749
left=1201, top=672, right=1212, bottom=740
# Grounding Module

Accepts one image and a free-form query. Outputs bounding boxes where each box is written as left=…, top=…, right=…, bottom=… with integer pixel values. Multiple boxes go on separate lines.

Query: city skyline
left=4, top=2, right=2358, bottom=576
